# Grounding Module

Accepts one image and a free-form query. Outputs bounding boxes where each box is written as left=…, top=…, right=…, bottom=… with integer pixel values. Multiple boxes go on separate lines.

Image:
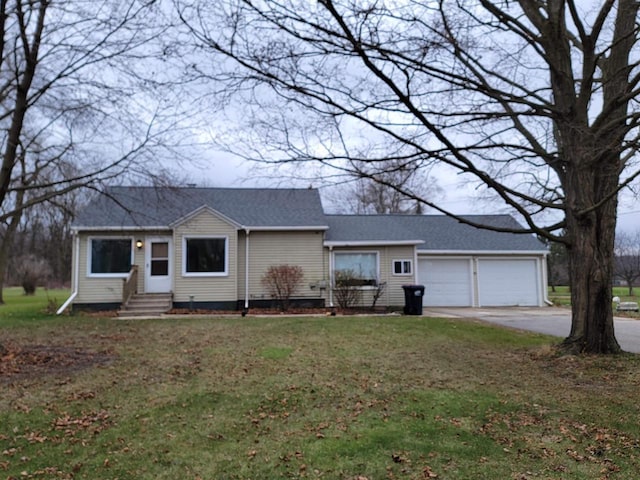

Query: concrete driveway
left=423, top=306, right=640, bottom=353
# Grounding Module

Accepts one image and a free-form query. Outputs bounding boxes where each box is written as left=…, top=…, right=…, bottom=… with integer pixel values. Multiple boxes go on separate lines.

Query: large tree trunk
left=562, top=165, right=621, bottom=354
left=550, top=0, right=637, bottom=355
left=564, top=227, right=620, bottom=354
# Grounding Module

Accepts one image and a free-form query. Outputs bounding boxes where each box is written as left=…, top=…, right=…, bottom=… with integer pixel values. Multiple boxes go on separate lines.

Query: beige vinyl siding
left=75, top=232, right=145, bottom=304
left=383, top=245, right=418, bottom=307
left=238, top=230, right=326, bottom=302
left=173, top=209, right=238, bottom=303
left=329, top=245, right=417, bottom=308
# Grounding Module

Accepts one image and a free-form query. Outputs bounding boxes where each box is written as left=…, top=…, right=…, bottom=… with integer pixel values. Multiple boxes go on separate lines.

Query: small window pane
left=152, top=242, right=168, bottom=258
left=393, top=260, right=412, bottom=275
left=151, top=260, right=169, bottom=276
left=186, top=238, right=226, bottom=273
left=91, top=239, right=131, bottom=274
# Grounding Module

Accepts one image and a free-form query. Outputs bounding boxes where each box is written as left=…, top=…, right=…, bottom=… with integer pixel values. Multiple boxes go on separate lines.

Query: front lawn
left=2, top=292, right=640, bottom=478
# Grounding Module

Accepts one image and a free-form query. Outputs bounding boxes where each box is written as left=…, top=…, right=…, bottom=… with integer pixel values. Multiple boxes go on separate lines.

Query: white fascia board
left=325, top=240, right=424, bottom=247
left=244, top=225, right=330, bottom=231
left=417, top=250, right=548, bottom=256
left=71, top=226, right=170, bottom=233
left=74, top=223, right=330, bottom=234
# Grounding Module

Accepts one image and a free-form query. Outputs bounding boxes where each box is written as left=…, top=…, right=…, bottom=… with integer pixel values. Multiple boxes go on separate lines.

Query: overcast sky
left=191, top=153, right=640, bottom=234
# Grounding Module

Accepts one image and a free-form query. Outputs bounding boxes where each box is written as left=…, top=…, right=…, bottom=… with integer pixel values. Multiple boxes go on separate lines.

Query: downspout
left=57, top=233, right=80, bottom=315
left=541, top=254, right=554, bottom=306
left=328, top=245, right=334, bottom=308
left=244, top=229, right=250, bottom=313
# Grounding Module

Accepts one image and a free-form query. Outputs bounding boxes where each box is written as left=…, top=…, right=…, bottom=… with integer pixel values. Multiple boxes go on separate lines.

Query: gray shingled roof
left=73, top=186, right=329, bottom=229
left=75, top=187, right=546, bottom=252
left=325, top=215, right=547, bottom=251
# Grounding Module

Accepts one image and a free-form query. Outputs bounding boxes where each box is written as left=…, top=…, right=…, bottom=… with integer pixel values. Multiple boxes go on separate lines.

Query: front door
left=145, top=237, right=172, bottom=293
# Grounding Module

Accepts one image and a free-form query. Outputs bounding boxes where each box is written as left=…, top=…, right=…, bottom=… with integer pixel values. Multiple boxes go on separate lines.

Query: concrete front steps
left=119, top=293, right=173, bottom=318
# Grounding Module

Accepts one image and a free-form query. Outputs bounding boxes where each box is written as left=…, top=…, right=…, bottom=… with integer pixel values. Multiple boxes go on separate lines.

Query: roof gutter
left=417, top=249, right=548, bottom=255
left=57, top=233, right=80, bottom=314
left=72, top=225, right=330, bottom=233
left=242, top=225, right=329, bottom=231
left=71, top=226, right=170, bottom=233
left=324, top=240, right=424, bottom=247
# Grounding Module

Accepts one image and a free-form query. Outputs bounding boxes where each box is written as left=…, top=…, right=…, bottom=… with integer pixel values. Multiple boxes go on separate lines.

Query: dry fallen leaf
left=422, top=465, right=438, bottom=478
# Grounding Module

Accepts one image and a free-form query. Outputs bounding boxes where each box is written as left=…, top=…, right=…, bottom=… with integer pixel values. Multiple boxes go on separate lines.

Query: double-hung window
left=183, top=236, right=228, bottom=276
left=334, top=252, right=378, bottom=287
left=89, top=238, right=132, bottom=276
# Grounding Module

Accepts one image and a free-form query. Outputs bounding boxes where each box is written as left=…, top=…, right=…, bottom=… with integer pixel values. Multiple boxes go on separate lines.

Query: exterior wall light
left=136, top=239, right=143, bottom=250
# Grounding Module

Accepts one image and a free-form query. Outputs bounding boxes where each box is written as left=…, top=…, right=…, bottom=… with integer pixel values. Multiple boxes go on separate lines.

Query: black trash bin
left=402, top=284, right=425, bottom=315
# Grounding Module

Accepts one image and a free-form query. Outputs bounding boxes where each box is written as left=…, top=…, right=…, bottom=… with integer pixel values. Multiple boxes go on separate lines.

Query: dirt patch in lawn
left=0, top=342, right=115, bottom=382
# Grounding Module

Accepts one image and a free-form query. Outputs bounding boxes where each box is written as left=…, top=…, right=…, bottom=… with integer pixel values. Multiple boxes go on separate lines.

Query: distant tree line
left=1, top=193, right=78, bottom=291
left=549, top=230, right=640, bottom=296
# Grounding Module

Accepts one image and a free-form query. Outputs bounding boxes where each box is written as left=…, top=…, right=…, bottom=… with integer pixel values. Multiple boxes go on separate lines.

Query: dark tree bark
left=0, top=191, right=23, bottom=305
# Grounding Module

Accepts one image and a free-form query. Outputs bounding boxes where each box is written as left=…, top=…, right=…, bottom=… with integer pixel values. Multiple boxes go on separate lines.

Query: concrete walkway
left=423, top=306, right=640, bottom=353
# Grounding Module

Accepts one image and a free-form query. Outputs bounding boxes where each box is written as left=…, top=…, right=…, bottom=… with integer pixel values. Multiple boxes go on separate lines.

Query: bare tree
left=3, top=188, right=82, bottom=294
left=327, top=159, right=443, bottom=214
left=176, top=0, right=640, bottom=353
left=0, top=1, right=195, bottom=356
left=0, top=1, right=192, bottom=300
left=614, top=230, right=640, bottom=296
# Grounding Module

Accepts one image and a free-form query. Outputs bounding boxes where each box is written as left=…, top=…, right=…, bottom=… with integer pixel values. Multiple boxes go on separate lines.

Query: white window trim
left=332, top=250, right=380, bottom=288
left=182, top=235, right=229, bottom=277
left=392, top=259, right=413, bottom=276
left=87, top=236, right=134, bottom=278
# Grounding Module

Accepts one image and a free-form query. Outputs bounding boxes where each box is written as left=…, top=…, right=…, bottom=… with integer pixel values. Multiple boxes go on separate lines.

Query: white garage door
left=419, top=258, right=473, bottom=307
left=478, top=259, right=539, bottom=306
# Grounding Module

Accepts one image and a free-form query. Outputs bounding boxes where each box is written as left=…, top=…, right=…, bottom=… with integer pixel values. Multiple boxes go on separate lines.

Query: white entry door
left=145, top=237, right=172, bottom=293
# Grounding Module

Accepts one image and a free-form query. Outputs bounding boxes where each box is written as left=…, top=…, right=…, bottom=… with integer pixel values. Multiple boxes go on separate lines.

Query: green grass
left=1, top=286, right=71, bottom=323
left=3, top=292, right=640, bottom=478
left=549, top=285, right=640, bottom=319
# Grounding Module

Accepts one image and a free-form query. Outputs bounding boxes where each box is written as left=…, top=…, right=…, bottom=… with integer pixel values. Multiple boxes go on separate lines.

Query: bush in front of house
left=261, top=265, right=304, bottom=312
left=333, top=269, right=362, bottom=310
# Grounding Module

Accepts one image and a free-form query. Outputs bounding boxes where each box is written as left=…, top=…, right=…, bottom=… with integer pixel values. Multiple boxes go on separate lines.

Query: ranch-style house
left=58, top=186, right=549, bottom=314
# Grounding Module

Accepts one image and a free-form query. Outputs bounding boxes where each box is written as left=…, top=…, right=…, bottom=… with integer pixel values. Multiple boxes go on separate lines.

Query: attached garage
left=419, top=256, right=545, bottom=307
left=419, top=258, right=473, bottom=306
left=477, top=258, right=540, bottom=306
left=325, top=214, right=549, bottom=310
